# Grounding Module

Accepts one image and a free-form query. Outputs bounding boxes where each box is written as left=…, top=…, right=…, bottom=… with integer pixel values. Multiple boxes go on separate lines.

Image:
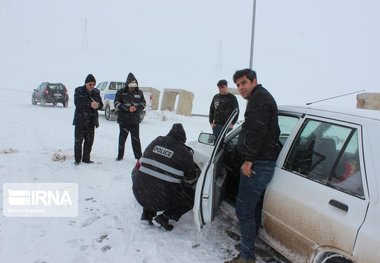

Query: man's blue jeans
left=235, top=160, right=276, bottom=260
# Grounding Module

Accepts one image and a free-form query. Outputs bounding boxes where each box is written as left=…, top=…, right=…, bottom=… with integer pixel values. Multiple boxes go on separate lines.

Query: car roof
left=279, top=105, right=380, bottom=123
left=43, top=82, right=64, bottom=85
left=100, top=81, right=125, bottom=83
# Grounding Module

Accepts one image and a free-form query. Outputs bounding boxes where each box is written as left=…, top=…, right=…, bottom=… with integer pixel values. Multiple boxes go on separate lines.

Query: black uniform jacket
left=73, top=86, right=103, bottom=128
left=133, top=135, right=196, bottom=210
left=114, top=88, right=146, bottom=125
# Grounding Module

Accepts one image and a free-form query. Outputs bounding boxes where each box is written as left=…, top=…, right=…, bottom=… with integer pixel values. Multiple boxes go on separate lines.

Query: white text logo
left=3, top=183, right=78, bottom=217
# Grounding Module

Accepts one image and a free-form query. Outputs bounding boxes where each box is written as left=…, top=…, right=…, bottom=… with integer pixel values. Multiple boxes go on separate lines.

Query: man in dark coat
left=132, top=123, right=197, bottom=231
left=209, top=79, right=239, bottom=138
left=73, top=74, right=103, bottom=165
left=114, top=72, right=146, bottom=161
left=227, top=69, right=281, bottom=263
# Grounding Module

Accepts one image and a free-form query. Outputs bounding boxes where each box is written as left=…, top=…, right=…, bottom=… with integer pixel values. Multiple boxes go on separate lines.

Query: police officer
left=114, top=72, right=146, bottom=161
left=132, top=123, right=197, bottom=231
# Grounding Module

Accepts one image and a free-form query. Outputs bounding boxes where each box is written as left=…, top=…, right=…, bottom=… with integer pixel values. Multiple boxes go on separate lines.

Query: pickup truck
left=96, top=81, right=152, bottom=122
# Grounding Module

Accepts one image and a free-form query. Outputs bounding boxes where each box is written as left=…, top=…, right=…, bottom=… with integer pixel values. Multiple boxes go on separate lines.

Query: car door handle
left=329, top=199, right=349, bottom=212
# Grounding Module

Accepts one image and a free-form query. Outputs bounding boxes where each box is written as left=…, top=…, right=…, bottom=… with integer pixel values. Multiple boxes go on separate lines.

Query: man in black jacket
left=228, top=69, right=280, bottom=263
left=132, top=123, right=197, bottom=231
left=209, top=79, right=239, bottom=138
left=114, top=72, right=146, bottom=161
left=73, top=74, right=103, bottom=165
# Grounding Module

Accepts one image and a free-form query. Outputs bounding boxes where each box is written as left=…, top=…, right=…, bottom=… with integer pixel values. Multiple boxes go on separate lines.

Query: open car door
left=193, top=109, right=238, bottom=230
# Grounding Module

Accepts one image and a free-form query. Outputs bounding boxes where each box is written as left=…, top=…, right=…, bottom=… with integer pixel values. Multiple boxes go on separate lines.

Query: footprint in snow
left=85, top=197, right=96, bottom=202
left=81, top=216, right=100, bottom=228
left=97, top=234, right=108, bottom=243
left=101, top=245, right=111, bottom=252
left=80, top=244, right=89, bottom=251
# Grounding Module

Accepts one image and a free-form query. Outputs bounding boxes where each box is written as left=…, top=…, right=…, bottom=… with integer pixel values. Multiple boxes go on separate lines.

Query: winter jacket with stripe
left=138, top=135, right=196, bottom=185
left=114, top=88, right=146, bottom=125
left=132, top=135, right=197, bottom=210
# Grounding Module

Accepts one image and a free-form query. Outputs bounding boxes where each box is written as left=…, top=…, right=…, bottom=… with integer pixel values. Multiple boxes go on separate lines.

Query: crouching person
left=132, top=123, right=197, bottom=231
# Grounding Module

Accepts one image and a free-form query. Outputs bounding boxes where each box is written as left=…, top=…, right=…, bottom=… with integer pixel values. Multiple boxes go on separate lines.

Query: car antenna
left=305, top=89, right=365, bottom=105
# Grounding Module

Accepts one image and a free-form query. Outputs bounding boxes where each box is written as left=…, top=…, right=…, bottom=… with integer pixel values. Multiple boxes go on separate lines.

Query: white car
left=189, top=105, right=380, bottom=263
left=96, top=81, right=152, bottom=121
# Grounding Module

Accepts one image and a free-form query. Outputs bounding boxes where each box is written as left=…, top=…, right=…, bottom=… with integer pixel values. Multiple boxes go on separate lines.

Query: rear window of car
left=49, top=84, right=65, bottom=91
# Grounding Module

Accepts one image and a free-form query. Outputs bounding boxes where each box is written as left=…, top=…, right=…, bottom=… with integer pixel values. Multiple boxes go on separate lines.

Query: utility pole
left=249, top=0, right=257, bottom=69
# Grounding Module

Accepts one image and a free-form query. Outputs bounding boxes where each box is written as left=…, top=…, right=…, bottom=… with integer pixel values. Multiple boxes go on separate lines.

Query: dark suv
left=32, top=82, right=69, bottom=107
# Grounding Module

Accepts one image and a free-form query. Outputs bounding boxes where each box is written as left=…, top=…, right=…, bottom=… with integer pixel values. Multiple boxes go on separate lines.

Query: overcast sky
left=1, top=0, right=379, bottom=113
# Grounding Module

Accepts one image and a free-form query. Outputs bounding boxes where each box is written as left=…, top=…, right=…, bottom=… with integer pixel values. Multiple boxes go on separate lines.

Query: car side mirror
left=198, top=133, right=216, bottom=145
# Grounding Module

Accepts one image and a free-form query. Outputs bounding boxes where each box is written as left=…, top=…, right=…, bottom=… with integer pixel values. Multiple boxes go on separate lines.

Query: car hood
left=187, top=140, right=213, bottom=170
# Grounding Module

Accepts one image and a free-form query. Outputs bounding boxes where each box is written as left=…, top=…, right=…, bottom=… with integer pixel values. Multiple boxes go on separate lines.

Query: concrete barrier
left=160, top=89, right=194, bottom=116
left=140, top=87, right=160, bottom=110
left=356, top=92, right=380, bottom=110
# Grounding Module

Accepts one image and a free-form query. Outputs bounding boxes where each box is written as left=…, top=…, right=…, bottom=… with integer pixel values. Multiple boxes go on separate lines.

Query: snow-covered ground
left=0, top=88, right=247, bottom=263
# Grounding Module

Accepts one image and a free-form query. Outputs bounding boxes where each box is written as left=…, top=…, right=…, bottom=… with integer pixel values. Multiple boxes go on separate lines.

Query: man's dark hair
left=217, top=79, right=228, bottom=87
left=233, top=68, right=257, bottom=83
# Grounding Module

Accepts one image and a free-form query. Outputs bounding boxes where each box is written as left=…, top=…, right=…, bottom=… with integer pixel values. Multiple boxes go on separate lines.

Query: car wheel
left=63, top=99, right=68, bottom=108
left=321, top=254, right=351, bottom=263
left=41, top=98, right=46, bottom=107
left=105, top=105, right=111, bottom=120
left=32, top=96, right=37, bottom=105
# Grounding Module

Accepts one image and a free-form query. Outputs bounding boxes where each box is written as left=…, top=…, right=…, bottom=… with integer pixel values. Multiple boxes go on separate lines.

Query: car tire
left=321, top=254, right=351, bottom=263
left=105, top=105, right=112, bottom=120
left=41, top=98, right=46, bottom=107
left=63, top=99, right=68, bottom=108
left=32, top=96, right=37, bottom=105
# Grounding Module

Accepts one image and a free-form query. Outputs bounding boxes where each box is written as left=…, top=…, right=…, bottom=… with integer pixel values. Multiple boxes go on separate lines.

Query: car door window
left=278, top=115, right=299, bottom=145
left=117, top=82, right=125, bottom=90
left=109, top=82, right=117, bottom=91
left=329, top=130, right=364, bottom=198
left=284, top=119, right=364, bottom=198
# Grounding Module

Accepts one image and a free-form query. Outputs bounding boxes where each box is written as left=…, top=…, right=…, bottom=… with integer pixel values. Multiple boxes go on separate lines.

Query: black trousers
left=162, top=186, right=195, bottom=221
left=74, top=124, right=95, bottom=163
left=118, top=123, right=142, bottom=160
left=140, top=186, right=195, bottom=221
left=133, top=174, right=195, bottom=222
